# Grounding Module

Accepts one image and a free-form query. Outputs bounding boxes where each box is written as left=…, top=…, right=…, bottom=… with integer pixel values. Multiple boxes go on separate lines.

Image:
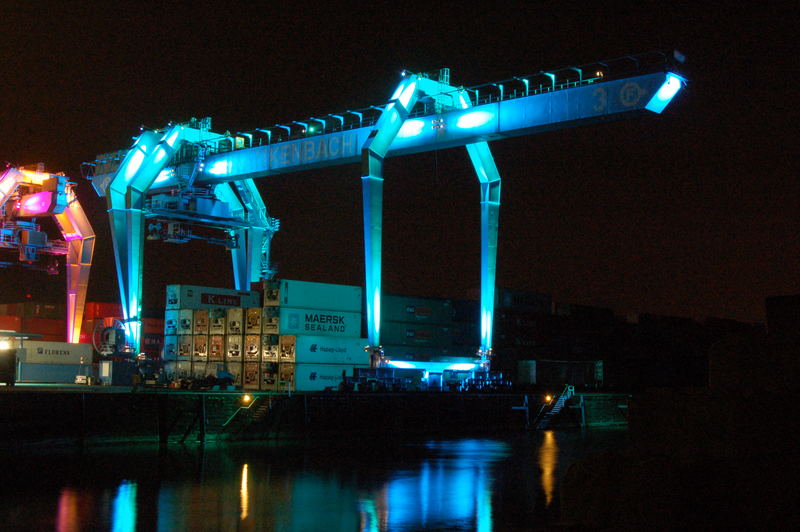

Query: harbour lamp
left=545, top=394, right=552, bottom=403
left=241, top=394, right=252, bottom=405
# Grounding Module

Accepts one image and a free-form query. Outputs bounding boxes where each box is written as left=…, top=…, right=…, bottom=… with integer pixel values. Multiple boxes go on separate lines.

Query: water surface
left=0, top=429, right=627, bottom=531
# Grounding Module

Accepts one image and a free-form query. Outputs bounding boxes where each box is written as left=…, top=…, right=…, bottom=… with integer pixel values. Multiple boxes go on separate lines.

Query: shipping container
left=262, top=306, right=279, bottom=334
left=452, top=299, right=480, bottom=323
left=382, top=295, right=453, bottom=325
left=260, top=362, right=279, bottom=391
left=16, top=362, right=91, bottom=383
left=208, top=335, right=225, bottom=361
left=179, top=309, right=195, bottom=334
left=163, top=335, right=178, bottom=360
left=244, top=335, right=260, bottom=361
left=141, top=318, right=164, bottom=335
left=278, top=307, right=361, bottom=338
left=16, top=341, right=92, bottom=365
left=243, top=362, right=259, bottom=390
left=382, top=344, right=467, bottom=362
left=225, top=360, right=243, bottom=386
left=22, top=317, right=65, bottom=336
left=293, top=363, right=370, bottom=391
left=262, top=337, right=279, bottom=362
left=164, top=310, right=179, bottom=336
left=497, top=288, right=553, bottom=314
left=278, top=362, right=295, bottom=391
left=264, top=279, right=362, bottom=313
left=165, top=284, right=261, bottom=310
left=191, top=360, right=208, bottom=379
left=0, top=315, right=22, bottom=332
left=162, top=360, right=177, bottom=380
left=279, top=335, right=296, bottom=362
left=209, top=309, right=226, bottom=335
left=381, top=321, right=453, bottom=347
left=226, top=334, right=243, bottom=361
left=142, top=333, right=164, bottom=357
left=292, top=335, right=369, bottom=365
left=245, top=308, right=262, bottom=334
left=226, top=308, right=243, bottom=335
left=84, top=302, right=122, bottom=320
left=190, top=335, right=206, bottom=361
left=176, top=360, right=192, bottom=379
left=179, top=335, right=193, bottom=359
left=193, top=309, right=209, bottom=334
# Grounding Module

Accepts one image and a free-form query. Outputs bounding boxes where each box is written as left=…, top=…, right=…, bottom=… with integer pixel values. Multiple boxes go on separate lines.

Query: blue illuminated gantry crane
left=1, top=164, right=95, bottom=343
left=89, top=51, right=686, bottom=359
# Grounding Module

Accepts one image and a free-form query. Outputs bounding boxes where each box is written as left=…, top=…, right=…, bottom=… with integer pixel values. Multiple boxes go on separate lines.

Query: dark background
left=1, top=2, right=795, bottom=323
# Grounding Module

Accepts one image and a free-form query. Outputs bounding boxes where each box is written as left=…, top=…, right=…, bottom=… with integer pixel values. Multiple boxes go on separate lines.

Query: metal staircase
left=535, top=385, right=574, bottom=430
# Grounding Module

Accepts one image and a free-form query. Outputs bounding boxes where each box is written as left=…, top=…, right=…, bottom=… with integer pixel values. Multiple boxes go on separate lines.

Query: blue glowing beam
left=645, top=73, right=685, bottom=114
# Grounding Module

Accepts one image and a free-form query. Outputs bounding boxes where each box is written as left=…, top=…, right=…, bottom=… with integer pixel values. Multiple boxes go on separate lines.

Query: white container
left=193, top=309, right=209, bottom=335
left=264, top=279, right=362, bottom=313
left=178, top=309, right=194, bottom=334
left=208, top=335, right=225, bottom=361
left=294, top=363, right=370, bottom=392
left=243, top=362, right=259, bottom=389
left=209, top=309, right=227, bottom=335
left=162, top=335, right=178, bottom=360
left=181, top=335, right=196, bottom=360
left=16, top=341, right=92, bottom=365
left=226, top=334, right=243, bottom=360
left=245, top=308, right=262, bottom=334
left=262, top=306, right=279, bottom=334
left=225, top=360, right=243, bottom=386
left=292, top=335, right=369, bottom=365
left=164, top=310, right=179, bottom=336
left=226, top=308, right=243, bottom=334
left=244, top=334, right=261, bottom=361
left=278, top=307, right=362, bottom=338
left=166, top=284, right=261, bottom=310
left=175, top=360, right=192, bottom=378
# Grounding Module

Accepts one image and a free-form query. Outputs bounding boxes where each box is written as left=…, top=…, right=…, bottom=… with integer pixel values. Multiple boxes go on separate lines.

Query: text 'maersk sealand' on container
left=278, top=308, right=362, bottom=338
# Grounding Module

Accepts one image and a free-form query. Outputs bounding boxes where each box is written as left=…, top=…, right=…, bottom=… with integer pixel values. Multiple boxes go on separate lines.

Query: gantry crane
left=88, top=50, right=686, bottom=360
left=0, top=164, right=95, bottom=343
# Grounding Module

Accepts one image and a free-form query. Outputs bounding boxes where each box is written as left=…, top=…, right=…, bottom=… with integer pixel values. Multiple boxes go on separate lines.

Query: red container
left=84, top=302, right=123, bottom=320
left=22, top=317, right=66, bottom=336
left=0, top=315, right=22, bottom=331
left=142, top=318, right=165, bottom=335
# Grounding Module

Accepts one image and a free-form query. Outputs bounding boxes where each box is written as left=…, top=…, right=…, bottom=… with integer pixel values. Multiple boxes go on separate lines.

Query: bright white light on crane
left=387, top=360, right=416, bottom=369
left=0, top=340, right=10, bottom=350
left=456, top=111, right=494, bottom=129
left=447, top=363, right=476, bottom=371
left=398, top=81, right=417, bottom=108
left=645, top=73, right=684, bottom=114
left=154, top=169, right=174, bottom=184
left=124, top=146, right=147, bottom=182
left=207, top=160, right=230, bottom=176
left=397, top=119, right=426, bottom=138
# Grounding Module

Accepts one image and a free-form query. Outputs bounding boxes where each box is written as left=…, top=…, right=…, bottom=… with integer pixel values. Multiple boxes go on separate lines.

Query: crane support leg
left=106, top=127, right=182, bottom=352
left=361, top=76, right=422, bottom=347
left=54, top=188, right=95, bottom=343
left=466, top=143, right=501, bottom=356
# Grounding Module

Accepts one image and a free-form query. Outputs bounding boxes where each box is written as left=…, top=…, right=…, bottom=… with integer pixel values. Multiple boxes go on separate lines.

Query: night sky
left=1, top=3, right=795, bottom=323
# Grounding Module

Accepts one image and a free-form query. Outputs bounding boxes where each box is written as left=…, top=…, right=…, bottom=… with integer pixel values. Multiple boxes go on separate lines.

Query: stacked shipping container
left=260, top=279, right=368, bottom=392
left=162, top=281, right=369, bottom=391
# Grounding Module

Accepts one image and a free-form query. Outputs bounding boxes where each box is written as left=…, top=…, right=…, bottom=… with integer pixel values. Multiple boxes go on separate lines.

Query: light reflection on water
left=1, top=430, right=627, bottom=531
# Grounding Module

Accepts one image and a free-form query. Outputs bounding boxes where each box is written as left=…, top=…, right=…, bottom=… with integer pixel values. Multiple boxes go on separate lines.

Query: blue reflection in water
left=367, top=439, right=507, bottom=531
left=111, top=481, right=137, bottom=532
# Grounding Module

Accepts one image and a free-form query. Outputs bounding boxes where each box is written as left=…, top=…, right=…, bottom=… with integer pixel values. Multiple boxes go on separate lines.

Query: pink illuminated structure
left=0, top=164, right=95, bottom=343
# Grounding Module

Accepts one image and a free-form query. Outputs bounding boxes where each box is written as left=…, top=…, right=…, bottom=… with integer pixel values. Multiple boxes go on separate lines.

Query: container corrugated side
left=294, top=363, right=370, bottom=391
left=381, top=321, right=454, bottom=347
left=264, top=279, right=362, bottom=313
left=293, top=335, right=369, bottom=365
left=381, top=295, right=453, bottom=325
left=17, top=341, right=92, bottom=365
left=166, top=285, right=261, bottom=310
